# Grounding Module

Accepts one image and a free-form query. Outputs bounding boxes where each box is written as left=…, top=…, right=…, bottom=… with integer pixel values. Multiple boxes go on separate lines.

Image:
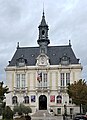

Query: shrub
left=13, top=104, right=32, bottom=116
left=3, top=106, right=13, bottom=120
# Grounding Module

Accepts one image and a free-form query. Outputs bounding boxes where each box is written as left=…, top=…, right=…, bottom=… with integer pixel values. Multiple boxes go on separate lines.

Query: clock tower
left=37, top=10, right=50, bottom=54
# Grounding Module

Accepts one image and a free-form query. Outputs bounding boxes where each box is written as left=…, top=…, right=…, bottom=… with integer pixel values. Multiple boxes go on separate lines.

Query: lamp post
left=63, top=102, right=67, bottom=120
left=0, top=98, right=3, bottom=115
left=64, top=103, right=67, bottom=116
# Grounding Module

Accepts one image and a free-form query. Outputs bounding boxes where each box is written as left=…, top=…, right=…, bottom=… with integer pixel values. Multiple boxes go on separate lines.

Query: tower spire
left=37, top=10, right=50, bottom=54
left=42, top=3, right=45, bottom=18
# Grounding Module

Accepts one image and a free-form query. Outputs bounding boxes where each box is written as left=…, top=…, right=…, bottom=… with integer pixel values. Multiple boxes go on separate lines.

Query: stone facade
left=5, top=11, right=82, bottom=115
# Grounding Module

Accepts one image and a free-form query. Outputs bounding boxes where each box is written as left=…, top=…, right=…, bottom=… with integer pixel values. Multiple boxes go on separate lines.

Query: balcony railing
left=35, top=86, right=50, bottom=92
left=14, top=87, right=28, bottom=92
left=35, top=86, right=67, bottom=92
left=57, top=86, right=67, bottom=93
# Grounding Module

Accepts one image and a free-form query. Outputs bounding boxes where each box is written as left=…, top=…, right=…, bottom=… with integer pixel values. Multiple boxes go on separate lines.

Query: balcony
left=57, top=86, right=67, bottom=93
left=35, top=86, right=50, bottom=92
left=14, top=87, right=28, bottom=93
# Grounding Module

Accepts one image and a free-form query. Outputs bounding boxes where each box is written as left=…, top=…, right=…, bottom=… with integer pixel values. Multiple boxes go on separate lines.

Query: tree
left=3, top=106, right=13, bottom=120
left=0, top=81, right=9, bottom=115
left=67, top=79, right=87, bottom=113
left=0, top=81, right=9, bottom=101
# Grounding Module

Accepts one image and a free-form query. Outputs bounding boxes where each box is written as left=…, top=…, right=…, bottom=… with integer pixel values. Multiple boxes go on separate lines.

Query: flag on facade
left=37, top=72, right=42, bottom=82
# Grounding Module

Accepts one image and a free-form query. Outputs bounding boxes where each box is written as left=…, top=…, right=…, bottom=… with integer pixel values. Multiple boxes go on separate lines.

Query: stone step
left=32, top=110, right=51, bottom=117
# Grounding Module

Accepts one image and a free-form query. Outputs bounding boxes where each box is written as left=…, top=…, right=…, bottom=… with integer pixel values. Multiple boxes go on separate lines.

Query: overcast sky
left=0, top=0, right=87, bottom=83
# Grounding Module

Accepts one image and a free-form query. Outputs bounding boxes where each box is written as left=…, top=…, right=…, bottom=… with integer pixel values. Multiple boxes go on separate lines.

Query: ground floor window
left=70, top=108, right=73, bottom=114
left=56, top=95, right=62, bottom=104
left=24, top=96, right=29, bottom=104
left=12, top=96, right=17, bottom=104
left=57, top=108, right=61, bottom=114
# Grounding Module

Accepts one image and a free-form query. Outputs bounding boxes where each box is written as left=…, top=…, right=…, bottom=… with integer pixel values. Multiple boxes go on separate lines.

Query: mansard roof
left=8, top=45, right=79, bottom=66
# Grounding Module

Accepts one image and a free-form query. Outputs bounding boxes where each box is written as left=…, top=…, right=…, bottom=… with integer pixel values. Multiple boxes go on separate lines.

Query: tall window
left=43, top=73, right=47, bottom=87
left=60, top=73, right=70, bottom=86
left=66, top=73, right=70, bottom=85
left=60, top=73, right=64, bottom=86
left=37, top=72, right=48, bottom=87
left=21, top=74, right=25, bottom=88
left=16, top=74, right=26, bottom=88
left=16, top=74, right=20, bottom=88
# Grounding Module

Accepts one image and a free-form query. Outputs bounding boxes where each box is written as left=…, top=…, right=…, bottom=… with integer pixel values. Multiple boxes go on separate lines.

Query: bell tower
left=37, top=10, right=50, bottom=54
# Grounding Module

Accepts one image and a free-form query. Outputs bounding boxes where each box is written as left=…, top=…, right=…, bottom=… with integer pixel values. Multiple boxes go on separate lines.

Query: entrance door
left=39, top=95, right=47, bottom=110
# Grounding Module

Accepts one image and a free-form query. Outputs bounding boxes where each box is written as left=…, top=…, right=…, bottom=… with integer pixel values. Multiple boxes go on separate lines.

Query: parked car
left=73, top=115, right=87, bottom=120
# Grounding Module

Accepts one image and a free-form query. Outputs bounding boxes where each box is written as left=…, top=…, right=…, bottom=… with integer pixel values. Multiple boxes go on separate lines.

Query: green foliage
left=0, top=81, right=9, bottom=101
left=13, top=103, right=32, bottom=115
left=0, top=82, right=9, bottom=116
left=23, top=106, right=32, bottom=115
left=67, top=79, right=87, bottom=105
left=3, top=106, right=13, bottom=120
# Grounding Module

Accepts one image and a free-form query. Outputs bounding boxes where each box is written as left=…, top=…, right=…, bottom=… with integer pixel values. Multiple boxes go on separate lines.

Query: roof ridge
left=18, top=46, right=39, bottom=49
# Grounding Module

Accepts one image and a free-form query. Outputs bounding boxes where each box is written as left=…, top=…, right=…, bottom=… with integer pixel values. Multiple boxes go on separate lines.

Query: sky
left=0, top=0, right=87, bottom=83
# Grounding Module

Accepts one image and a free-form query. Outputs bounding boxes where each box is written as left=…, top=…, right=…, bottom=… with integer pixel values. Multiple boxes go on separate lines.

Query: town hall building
left=6, top=11, right=82, bottom=115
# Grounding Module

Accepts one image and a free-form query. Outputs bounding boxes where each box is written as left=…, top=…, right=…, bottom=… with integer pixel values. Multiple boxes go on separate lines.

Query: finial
left=42, top=3, right=45, bottom=18
left=69, top=40, right=71, bottom=46
left=17, top=42, right=19, bottom=49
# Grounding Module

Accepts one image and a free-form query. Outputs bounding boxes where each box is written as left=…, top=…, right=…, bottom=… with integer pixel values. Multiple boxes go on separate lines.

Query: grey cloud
left=0, top=0, right=87, bottom=82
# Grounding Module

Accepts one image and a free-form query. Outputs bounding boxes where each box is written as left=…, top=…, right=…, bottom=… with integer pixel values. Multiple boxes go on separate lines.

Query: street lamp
left=63, top=102, right=67, bottom=120
left=0, top=98, right=3, bottom=115
left=64, top=105, right=67, bottom=115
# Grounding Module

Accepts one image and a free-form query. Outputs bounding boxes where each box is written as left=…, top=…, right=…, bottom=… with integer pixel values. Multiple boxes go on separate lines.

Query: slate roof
left=8, top=45, right=79, bottom=66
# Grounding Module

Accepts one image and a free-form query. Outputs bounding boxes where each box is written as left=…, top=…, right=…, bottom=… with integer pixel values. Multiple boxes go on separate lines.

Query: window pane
left=43, top=73, right=47, bottom=87
left=12, top=96, right=17, bottom=104
left=21, top=74, right=25, bottom=88
left=57, top=108, right=61, bottom=114
left=24, top=96, right=29, bottom=104
left=37, top=72, right=48, bottom=87
left=56, top=95, right=62, bottom=104
left=66, top=73, right=70, bottom=85
left=16, top=74, right=20, bottom=88
left=60, top=73, right=64, bottom=86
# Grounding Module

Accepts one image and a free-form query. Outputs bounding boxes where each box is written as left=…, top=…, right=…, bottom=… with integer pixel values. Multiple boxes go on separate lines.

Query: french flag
left=37, top=72, right=42, bottom=82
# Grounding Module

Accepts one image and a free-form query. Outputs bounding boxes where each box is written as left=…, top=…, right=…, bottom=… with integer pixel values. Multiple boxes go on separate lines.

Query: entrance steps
left=31, top=110, right=51, bottom=117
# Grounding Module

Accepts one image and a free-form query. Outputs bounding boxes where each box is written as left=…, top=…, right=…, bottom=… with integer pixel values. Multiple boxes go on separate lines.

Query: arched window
left=56, top=95, right=62, bottom=104
left=12, top=96, right=17, bottom=104
left=24, top=96, right=29, bottom=104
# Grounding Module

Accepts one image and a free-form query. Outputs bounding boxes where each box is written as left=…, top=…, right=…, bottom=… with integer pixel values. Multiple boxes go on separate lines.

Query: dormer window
left=16, top=55, right=27, bottom=67
left=60, top=53, right=70, bottom=65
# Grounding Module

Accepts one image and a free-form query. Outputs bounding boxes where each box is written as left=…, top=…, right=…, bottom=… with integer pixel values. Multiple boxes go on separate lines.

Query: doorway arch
left=39, top=95, right=47, bottom=110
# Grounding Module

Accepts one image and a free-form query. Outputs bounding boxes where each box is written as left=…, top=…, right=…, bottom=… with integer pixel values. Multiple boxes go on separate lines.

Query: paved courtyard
left=31, top=116, right=63, bottom=120
left=31, top=110, right=72, bottom=120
